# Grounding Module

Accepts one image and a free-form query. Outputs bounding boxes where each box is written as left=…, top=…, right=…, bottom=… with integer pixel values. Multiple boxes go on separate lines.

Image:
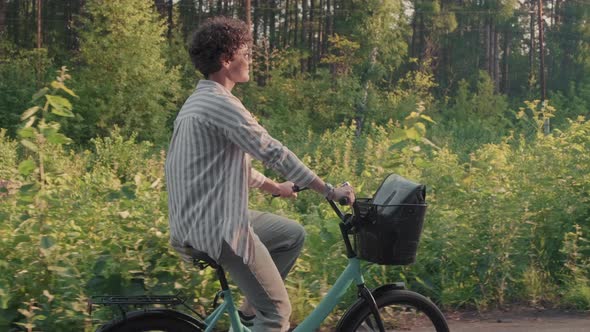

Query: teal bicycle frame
left=202, top=287, right=242, bottom=332
left=204, top=257, right=364, bottom=332
left=291, top=257, right=364, bottom=331
left=207, top=198, right=378, bottom=332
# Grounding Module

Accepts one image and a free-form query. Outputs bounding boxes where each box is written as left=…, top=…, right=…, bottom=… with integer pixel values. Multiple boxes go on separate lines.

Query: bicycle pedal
left=238, top=310, right=255, bottom=327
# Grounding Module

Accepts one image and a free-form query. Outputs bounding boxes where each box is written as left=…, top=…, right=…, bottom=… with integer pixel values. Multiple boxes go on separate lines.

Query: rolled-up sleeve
left=215, top=96, right=318, bottom=188
left=249, top=168, right=267, bottom=188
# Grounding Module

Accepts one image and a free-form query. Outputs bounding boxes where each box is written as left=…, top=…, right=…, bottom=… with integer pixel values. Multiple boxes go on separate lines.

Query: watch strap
left=323, top=182, right=335, bottom=199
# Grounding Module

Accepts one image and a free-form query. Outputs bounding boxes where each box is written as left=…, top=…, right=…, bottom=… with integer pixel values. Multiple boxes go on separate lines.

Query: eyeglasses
left=237, top=49, right=251, bottom=60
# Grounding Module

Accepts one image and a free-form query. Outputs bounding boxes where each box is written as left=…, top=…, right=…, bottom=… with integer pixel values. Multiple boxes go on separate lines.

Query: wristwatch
left=323, top=182, right=335, bottom=199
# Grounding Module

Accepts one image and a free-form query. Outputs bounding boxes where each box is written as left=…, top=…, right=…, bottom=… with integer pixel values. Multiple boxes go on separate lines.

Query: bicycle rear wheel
left=97, top=310, right=203, bottom=332
left=337, top=289, right=449, bottom=332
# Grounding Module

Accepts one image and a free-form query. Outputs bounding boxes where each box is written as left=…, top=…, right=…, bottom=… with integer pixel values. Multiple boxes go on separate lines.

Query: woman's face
left=226, top=44, right=251, bottom=83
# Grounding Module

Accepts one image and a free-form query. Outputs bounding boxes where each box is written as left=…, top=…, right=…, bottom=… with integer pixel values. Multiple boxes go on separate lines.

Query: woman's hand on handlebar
left=274, top=181, right=298, bottom=199
left=330, top=182, right=355, bottom=206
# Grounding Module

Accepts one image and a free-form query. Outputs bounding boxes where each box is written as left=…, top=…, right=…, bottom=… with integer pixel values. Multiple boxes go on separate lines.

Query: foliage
left=321, top=34, right=361, bottom=77
left=89, top=128, right=155, bottom=183
left=561, top=225, right=590, bottom=310
left=0, top=40, right=55, bottom=137
left=1, top=0, right=590, bottom=329
left=2, top=73, right=590, bottom=329
left=69, top=0, right=182, bottom=143
left=357, top=0, right=410, bottom=77
left=430, top=72, right=513, bottom=156
left=236, top=68, right=361, bottom=140
left=0, top=129, right=19, bottom=181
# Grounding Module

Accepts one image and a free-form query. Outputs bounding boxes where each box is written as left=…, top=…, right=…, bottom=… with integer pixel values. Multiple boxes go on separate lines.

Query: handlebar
left=271, top=185, right=308, bottom=197
left=271, top=185, right=354, bottom=221
left=272, top=186, right=350, bottom=206
left=338, top=197, right=351, bottom=206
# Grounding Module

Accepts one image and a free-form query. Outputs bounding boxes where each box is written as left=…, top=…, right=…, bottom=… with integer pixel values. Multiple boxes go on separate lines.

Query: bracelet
left=323, top=182, right=335, bottom=199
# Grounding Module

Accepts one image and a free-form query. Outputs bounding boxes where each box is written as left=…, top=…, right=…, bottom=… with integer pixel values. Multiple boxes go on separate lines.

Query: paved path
left=446, top=309, right=590, bottom=332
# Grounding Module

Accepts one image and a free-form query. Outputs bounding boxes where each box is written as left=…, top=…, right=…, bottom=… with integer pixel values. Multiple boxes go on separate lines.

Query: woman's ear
left=220, top=53, right=231, bottom=69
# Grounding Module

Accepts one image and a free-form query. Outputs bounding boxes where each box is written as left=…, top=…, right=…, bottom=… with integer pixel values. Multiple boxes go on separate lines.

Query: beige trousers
left=219, top=210, right=306, bottom=332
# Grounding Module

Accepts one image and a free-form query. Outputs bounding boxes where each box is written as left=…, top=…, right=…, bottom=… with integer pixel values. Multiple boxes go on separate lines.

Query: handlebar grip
left=339, top=197, right=350, bottom=206
left=272, top=185, right=306, bottom=197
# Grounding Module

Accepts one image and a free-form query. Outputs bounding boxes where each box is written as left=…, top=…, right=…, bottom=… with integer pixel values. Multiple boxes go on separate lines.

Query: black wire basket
left=353, top=198, right=427, bottom=265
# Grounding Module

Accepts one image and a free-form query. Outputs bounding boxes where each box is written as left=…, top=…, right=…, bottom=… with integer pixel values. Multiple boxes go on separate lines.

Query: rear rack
left=88, top=293, right=204, bottom=321
left=91, top=294, right=185, bottom=306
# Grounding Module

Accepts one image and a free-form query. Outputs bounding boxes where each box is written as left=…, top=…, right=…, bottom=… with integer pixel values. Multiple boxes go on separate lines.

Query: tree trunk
left=294, top=0, right=298, bottom=47
left=66, top=0, right=80, bottom=51
left=555, top=0, right=561, bottom=25
left=25, top=0, right=32, bottom=48
left=198, top=0, right=203, bottom=29
left=167, top=0, right=173, bottom=40
left=537, top=0, right=549, bottom=134
left=356, top=47, right=378, bottom=137
left=269, top=0, right=276, bottom=49
left=324, top=0, right=330, bottom=55
left=308, top=0, right=314, bottom=71
left=0, top=0, right=6, bottom=35
left=493, top=26, right=500, bottom=92
left=301, top=0, right=309, bottom=46
left=284, top=0, right=290, bottom=47
left=501, top=29, right=511, bottom=94
left=301, top=0, right=308, bottom=72
left=316, top=0, right=323, bottom=65
left=418, top=11, right=425, bottom=64
left=410, top=9, right=417, bottom=59
left=36, top=0, right=41, bottom=49
left=154, top=0, right=167, bottom=15
left=537, top=0, right=546, bottom=101
left=484, top=18, right=491, bottom=76
left=9, top=0, right=19, bottom=45
left=245, top=0, right=251, bottom=32
left=550, top=0, right=554, bottom=26
left=263, top=0, right=269, bottom=41
left=253, top=0, right=259, bottom=45
left=529, top=0, right=536, bottom=83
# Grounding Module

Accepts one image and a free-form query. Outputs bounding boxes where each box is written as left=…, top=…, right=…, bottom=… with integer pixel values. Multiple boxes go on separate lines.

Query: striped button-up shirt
left=165, top=80, right=318, bottom=264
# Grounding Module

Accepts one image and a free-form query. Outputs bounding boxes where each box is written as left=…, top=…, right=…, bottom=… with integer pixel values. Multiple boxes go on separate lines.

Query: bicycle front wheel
left=337, top=289, right=449, bottom=332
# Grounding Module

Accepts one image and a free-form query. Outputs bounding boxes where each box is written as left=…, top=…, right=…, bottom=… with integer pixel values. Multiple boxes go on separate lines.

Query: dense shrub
left=69, top=0, right=182, bottom=144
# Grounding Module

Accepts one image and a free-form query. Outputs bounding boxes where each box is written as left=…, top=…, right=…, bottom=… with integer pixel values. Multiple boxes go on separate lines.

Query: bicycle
left=90, top=175, right=450, bottom=332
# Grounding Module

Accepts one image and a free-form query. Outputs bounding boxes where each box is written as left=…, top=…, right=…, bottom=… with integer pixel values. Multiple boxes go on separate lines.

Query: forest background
left=0, top=0, right=589, bottom=330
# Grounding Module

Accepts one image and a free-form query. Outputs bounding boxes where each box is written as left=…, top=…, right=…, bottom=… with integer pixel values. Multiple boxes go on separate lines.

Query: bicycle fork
left=357, top=284, right=385, bottom=332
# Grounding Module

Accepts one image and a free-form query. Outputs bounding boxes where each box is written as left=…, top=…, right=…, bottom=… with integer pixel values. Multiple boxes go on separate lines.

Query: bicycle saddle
left=183, top=247, right=221, bottom=270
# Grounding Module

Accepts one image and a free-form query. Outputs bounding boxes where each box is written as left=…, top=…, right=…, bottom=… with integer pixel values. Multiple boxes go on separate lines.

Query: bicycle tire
left=336, top=289, right=449, bottom=332
left=97, top=310, right=203, bottom=332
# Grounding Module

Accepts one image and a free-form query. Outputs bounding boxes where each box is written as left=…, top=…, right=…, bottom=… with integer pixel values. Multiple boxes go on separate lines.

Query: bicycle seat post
left=215, top=265, right=229, bottom=291
left=188, top=248, right=229, bottom=291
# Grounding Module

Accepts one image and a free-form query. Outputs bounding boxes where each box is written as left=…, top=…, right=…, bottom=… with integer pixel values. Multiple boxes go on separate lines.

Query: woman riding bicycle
left=164, top=16, right=355, bottom=332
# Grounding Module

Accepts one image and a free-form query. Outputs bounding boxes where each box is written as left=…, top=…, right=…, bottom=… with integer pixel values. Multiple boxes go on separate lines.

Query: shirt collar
left=196, top=79, right=233, bottom=96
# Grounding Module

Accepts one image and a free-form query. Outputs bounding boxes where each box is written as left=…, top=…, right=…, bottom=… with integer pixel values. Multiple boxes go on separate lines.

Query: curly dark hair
left=188, top=17, right=252, bottom=77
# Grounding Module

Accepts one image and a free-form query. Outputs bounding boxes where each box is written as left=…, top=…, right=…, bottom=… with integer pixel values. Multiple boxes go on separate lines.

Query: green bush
left=0, top=40, right=55, bottom=137
left=0, top=129, right=18, bottom=180
left=69, top=0, right=182, bottom=144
